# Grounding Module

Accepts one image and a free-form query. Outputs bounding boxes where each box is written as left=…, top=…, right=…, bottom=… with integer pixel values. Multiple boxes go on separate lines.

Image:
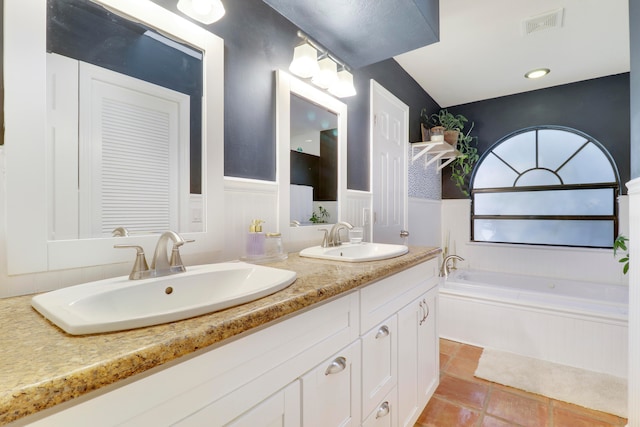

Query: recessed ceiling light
left=524, top=68, right=550, bottom=79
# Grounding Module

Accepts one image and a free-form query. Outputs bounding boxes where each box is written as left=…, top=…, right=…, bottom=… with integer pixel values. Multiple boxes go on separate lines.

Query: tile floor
left=415, top=339, right=628, bottom=427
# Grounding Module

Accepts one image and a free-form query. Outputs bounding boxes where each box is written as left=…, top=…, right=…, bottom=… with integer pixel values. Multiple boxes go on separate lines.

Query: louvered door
left=78, top=62, right=190, bottom=237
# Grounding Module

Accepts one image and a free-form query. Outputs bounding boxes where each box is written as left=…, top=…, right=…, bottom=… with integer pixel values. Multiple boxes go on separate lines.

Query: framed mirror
left=47, top=0, right=204, bottom=239
left=289, top=94, right=338, bottom=225
left=4, top=0, right=224, bottom=275
left=275, top=70, right=347, bottom=237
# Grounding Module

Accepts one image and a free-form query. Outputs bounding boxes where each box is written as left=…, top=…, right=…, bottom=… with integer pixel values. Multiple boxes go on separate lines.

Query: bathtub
left=439, top=269, right=628, bottom=377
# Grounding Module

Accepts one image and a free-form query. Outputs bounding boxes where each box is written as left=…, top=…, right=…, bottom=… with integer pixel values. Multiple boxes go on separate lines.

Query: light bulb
left=289, top=44, right=319, bottom=79
left=311, top=57, right=338, bottom=89
left=192, top=0, right=213, bottom=15
left=328, top=69, right=356, bottom=98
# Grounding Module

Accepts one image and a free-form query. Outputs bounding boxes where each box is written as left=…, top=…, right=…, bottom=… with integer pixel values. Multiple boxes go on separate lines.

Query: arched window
left=471, top=126, right=620, bottom=248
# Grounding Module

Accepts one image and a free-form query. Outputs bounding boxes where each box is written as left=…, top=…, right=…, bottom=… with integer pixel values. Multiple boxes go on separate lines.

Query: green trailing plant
left=309, top=206, right=330, bottom=224
left=613, top=234, right=629, bottom=274
left=450, top=124, right=479, bottom=196
left=426, top=108, right=468, bottom=131
left=421, top=108, right=479, bottom=196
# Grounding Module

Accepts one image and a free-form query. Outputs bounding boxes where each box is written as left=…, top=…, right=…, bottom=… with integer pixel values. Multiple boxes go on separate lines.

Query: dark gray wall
left=442, top=74, right=631, bottom=198
left=152, top=0, right=438, bottom=191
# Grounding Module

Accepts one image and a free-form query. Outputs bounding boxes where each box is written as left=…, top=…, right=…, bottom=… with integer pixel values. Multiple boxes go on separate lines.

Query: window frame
left=470, top=125, right=620, bottom=249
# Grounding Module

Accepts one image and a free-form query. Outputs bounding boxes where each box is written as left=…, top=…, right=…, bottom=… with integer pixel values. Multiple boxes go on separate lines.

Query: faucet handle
left=169, top=239, right=193, bottom=270
left=318, top=229, right=329, bottom=248
left=114, top=244, right=149, bottom=280
left=112, top=227, right=130, bottom=237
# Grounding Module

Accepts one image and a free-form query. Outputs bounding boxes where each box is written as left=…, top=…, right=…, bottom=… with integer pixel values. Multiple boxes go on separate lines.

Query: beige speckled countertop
left=0, top=246, right=439, bottom=425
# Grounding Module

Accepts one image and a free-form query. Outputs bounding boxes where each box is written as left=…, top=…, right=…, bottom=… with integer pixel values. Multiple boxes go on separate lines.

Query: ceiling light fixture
left=177, top=0, right=225, bottom=24
left=289, top=31, right=356, bottom=98
left=524, top=68, right=550, bottom=79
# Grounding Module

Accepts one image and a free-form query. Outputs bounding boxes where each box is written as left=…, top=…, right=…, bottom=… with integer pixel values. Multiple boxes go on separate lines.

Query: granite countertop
left=0, top=246, right=439, bottom=425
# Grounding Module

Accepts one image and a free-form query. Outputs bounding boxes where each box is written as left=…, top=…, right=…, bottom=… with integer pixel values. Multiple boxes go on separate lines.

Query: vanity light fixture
left=177, top=0, right=225, bottom=24
left=289, top=31, right=356, bottom=98
left=524, top=68, right=550, bottom=79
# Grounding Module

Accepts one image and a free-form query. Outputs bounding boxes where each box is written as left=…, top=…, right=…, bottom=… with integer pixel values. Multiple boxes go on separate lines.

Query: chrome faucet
left=440, top=254, right=464, bottom=278
left=327, top=221, right=354, bottom=247
left=114, top=231, right=191, bottom=280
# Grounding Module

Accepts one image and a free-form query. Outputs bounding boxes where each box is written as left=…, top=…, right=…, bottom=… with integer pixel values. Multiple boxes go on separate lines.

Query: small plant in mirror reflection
left=613, top=235, right=629, bottom=274
left=309, top=206, right=330, bottom=224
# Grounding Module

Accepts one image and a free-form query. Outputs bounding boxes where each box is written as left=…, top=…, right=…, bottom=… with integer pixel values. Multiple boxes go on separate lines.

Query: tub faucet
left=440, top=254, right=464, bottom=278
left=328, top=221, right=354, bottom=247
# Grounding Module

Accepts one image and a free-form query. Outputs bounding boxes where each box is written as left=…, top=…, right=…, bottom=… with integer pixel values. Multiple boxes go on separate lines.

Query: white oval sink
left=299, top=242, right=408, bottom=262
left=31, top=262, right=296, bottom=335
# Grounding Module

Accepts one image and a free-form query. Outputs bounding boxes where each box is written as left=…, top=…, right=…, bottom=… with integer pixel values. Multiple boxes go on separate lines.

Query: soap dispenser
left=246, top=219, right=266, bottom=258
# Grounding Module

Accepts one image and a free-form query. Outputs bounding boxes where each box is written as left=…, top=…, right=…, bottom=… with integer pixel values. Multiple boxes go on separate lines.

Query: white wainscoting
left=223, top=177, right=279, bottom=261
left=344, top=190, right=372, bottom=241
left=626, top=178, right=640, bottom=426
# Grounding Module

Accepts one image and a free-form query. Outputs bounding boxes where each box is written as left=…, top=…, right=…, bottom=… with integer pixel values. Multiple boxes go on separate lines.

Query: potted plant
left=421, top=108, right=479, bottom=196
left=421, top=108, right=469, bottom=147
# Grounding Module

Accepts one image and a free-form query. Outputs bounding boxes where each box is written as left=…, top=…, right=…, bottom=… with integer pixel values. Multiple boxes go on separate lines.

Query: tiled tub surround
left=0, top=246, right=439, bottom=425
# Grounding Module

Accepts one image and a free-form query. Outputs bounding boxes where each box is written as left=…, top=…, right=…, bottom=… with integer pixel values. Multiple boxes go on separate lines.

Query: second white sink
left=299, top=242, right=408, bottom=262
left=31, top=262, right=297, bottom=335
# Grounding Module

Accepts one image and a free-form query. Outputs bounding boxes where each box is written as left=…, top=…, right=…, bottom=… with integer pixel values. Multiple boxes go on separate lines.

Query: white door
left=371, top=81, right=409, bottom=244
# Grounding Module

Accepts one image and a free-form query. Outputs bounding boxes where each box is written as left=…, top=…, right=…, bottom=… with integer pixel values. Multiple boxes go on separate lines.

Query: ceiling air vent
left=523, top=8, right=564, bottom=36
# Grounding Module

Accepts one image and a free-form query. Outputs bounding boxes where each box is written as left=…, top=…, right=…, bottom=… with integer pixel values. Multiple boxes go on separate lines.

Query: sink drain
left=165, top=286, right=174, bottom=295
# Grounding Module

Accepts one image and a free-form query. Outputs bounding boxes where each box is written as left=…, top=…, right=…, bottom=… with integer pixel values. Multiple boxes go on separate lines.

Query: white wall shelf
left=410, top=141, right=460, bottom=171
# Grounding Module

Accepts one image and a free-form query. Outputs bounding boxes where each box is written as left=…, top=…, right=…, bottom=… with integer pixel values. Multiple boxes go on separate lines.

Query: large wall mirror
left=4, top=0, right=224, bottom=275
left=47, top=0, right=204, bottom=239
left=275, top=70, right=347, bottom=238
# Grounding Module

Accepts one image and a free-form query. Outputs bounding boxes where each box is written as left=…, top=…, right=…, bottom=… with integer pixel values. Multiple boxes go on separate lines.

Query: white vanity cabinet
left=359, top=259, right=439, bottom=427
left=17, top=258, right=439, bottom=427
left=22, top=292, right=360, bottom=427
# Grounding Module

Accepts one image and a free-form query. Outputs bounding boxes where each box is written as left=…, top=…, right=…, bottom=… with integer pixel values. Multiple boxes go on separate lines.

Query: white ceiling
left=394, top=0, right=630, bottom=108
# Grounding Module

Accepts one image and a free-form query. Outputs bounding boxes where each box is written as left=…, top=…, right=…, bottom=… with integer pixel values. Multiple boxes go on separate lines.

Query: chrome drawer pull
left=423, top=299, right=430, bottom=320
left=419, top=300, right=425, bottom=325
left=324, top=356, right=347, bottom=375
left=375, top=325, right=390, bottom=339
left=376, top=401, right=390, bottom=418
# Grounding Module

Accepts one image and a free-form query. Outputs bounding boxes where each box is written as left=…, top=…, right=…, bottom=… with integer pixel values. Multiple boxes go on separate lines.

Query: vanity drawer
left=360, top=259, right=437, bottom=334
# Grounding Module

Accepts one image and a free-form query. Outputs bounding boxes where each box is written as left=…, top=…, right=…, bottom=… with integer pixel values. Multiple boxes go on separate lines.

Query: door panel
left=371, top=81, right=408, bottom=244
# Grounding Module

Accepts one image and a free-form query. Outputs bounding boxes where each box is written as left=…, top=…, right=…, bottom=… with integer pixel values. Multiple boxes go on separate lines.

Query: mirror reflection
left=47, top=0, right=203, bottom=239
left=289, top=94, right=338, bottom=225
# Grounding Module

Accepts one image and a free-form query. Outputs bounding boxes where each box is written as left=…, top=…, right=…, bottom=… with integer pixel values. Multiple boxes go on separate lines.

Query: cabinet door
left=226, top=382, right=301, bottom=427
left=361, top=316, right=397, bottom=418
left=301, top=341, right=361, bottom=427
left=397, top=288, right=439, bottom=427
left=174, top=381, right=301, bottom=427
left=418, top=289, right=439, bottom=405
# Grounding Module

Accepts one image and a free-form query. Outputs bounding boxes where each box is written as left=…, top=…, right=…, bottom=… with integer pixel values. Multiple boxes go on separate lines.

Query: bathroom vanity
left=0, top=247, right=440, bottom=426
